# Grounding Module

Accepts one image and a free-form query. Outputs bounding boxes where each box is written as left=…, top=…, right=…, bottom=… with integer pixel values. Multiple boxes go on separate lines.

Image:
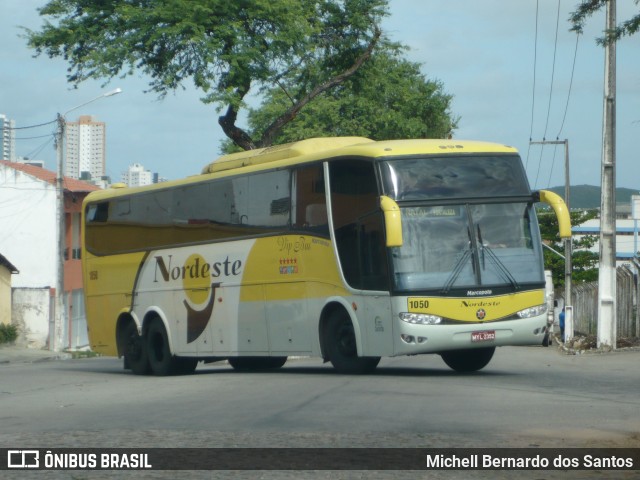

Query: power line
left=542, top=0, right=562, bottom=141
left=6, top=119, right=57, bottom=130
left=546, top=143, right=561, bottom=187
left=15, top=133, right=56, bottom=141
left=546, top=31, right=580, bottom=188
left=533, top=0, right=562, bottom=188
left=25, top=135, right=55, bottom=159
left=525, top=0, right=540, bottom=172
left=556, top=32, right=580, bottom=139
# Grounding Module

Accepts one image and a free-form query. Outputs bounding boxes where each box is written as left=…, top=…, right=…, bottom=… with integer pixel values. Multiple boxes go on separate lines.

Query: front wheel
left=325, top=310, right=380, bottom=374
left=440, top=347, right=495, bottom=372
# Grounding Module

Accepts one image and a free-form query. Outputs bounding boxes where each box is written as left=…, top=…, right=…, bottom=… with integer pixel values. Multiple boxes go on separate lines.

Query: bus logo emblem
left=476, top=309, right=486, bottom=320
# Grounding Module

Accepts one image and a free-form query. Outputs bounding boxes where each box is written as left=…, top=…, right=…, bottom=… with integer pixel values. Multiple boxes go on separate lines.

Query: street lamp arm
left=61, top=87, right=122, bottom=117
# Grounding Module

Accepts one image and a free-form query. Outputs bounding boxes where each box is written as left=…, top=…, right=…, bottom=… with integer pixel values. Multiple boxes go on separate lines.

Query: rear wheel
left=440, top=347, right=495, bottom=372
left=146, top=318, right=178, bottom=376
left=325, top=310, right=380, bottom=374
left=228, top=356, right=287, bottom=371
left=123, top=321, right=150, bottom=375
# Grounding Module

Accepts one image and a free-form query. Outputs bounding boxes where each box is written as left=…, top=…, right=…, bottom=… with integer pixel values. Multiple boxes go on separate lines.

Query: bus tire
left=440, top=347, right=495, bottom=372
left=123, top=321, right=150, bottom=375
left=325, top=310, right=380, bottom=374
left=146, top=318, right=177, bottom=376
left=228, top=356, right=287, bottom=371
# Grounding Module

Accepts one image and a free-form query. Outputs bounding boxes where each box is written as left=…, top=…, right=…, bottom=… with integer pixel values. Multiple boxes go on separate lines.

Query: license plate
left=471, top=330, right=496, bottom=342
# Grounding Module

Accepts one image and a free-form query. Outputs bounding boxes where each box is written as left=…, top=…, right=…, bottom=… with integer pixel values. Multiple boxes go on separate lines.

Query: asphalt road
left=1, top=345, right=639, bottom=479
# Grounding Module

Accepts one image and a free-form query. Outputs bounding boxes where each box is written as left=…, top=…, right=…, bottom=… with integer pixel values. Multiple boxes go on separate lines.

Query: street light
left=53, top=88, right=122, bottom=351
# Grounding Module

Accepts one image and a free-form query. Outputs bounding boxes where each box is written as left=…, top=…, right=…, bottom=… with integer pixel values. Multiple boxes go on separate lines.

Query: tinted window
left=381, top=155, right=530, bottom=201
left=85, top=169, right=292, bottom=255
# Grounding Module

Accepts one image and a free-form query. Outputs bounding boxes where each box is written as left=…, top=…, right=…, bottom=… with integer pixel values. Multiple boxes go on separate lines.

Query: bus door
left=329, top=159, right=393, bottom=356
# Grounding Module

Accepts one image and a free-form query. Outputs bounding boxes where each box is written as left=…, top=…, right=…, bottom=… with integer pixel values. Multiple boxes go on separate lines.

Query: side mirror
left=535, top=190, right=572, bottom=238
left=380, top=196, right=403, bottom=247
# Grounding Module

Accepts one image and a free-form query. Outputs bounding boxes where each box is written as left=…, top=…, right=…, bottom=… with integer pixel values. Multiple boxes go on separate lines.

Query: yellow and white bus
left=82, top=137, right=570, bottom=375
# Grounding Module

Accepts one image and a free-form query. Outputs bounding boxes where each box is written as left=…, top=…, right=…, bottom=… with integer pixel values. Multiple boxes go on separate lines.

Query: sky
left=1, top=0, right=639, bottom=190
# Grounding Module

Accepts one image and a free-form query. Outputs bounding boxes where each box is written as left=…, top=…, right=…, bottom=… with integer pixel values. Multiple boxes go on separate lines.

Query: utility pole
left=54, top=114, right=65, bottom=352
left=530, top=139, right=572, bottom=340
left=598, top=0, right=616, bottom=350
left=52, top=88, right=122, bottom=351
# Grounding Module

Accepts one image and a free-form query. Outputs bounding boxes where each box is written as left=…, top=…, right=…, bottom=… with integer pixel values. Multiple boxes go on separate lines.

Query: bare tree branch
left=218, top=80, right=256, bottom=150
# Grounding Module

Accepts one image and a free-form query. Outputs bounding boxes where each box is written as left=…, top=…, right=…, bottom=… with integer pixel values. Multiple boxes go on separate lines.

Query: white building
left=0, top=161, right=99, bottom=348
left=0, top=114, right=16, bottom=161
left=122, top=163, right=153, bottom=187
left=65, top=115, right=106, bottom=180
left=573, top=199, right=640, bottom=266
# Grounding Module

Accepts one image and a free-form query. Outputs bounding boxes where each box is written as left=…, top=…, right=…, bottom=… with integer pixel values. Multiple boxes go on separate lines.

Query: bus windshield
left=390, top=202, right=544, bottom=292
left=381, top=155, right=530, bottom=200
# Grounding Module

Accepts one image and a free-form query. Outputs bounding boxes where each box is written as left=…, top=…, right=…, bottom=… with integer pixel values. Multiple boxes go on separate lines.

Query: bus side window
left=246, top=170, right=291, bottom=229
left=305, top=204, right=327, bottom=227
left=87, top=202, right=109, bottom=222
left=293, top=164, right=329, bottom=236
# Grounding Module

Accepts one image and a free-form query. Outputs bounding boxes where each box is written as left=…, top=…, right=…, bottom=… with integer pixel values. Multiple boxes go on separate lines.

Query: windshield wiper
left=478, top=226, right=520, bottom=291
left=441, top=248, right=472, bottom=294
left=442, top=225, right=476, bottom=294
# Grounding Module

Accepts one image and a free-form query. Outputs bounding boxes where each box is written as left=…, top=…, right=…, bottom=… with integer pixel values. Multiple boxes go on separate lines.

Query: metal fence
left=558, top=265, right=640, bottom=338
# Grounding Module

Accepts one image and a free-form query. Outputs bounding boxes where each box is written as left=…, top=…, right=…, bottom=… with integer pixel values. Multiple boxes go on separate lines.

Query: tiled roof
left=0, top=160, right=100, bottom=193
left=0, top=253, right=18, bottom=274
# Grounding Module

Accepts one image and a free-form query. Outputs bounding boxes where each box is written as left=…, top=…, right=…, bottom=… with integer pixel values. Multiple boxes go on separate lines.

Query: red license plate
left=471, top=330, right=496, bottom=342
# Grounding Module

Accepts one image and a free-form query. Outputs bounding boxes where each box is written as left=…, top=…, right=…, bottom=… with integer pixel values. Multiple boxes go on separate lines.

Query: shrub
left=0, top=323, right=18, bottom=344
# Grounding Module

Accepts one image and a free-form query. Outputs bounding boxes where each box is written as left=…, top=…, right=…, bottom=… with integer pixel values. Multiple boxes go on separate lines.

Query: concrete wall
left=0, top=166, right=57, bottom=289
left=12, top=288, right=52, bottom=348
left=0, top=266, right=11, bottom=325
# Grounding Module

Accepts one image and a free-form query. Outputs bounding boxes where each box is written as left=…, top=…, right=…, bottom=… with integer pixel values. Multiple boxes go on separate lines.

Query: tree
left=538, top=208, right=599, bottom=288
left=25, top=0, right=387, bottom=150
left=220, top=48, right=457, bottom=152
left=570, top=0, right=640, bottom=43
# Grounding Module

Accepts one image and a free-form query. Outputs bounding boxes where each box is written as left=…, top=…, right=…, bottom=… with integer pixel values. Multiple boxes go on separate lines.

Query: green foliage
left=538, top=208, right=599, bottom=288
left=221, top=48, right=458, bottom=152
left=569, top=0, right=640, bottom=43
left=25, top=0, right=389, bottom=149
left=0, top=323, right=18, bottom=345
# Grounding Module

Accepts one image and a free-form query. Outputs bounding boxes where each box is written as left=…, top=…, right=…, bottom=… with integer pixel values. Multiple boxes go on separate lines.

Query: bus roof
left=85, top=138, right=519, bottom=203
left=202, top=137, right=519, bottom=174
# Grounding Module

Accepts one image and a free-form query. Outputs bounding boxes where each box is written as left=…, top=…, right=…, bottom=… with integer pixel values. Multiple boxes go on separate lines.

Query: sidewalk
left=0, top=344, right=71, bottom=364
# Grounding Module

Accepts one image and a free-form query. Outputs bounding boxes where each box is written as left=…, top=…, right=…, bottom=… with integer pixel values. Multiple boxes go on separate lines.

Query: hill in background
left=547, top=185, right=639, bottom=209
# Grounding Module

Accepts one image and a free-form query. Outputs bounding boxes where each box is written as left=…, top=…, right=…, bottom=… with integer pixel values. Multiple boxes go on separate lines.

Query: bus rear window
left=381, top=155, right=530, bottom=201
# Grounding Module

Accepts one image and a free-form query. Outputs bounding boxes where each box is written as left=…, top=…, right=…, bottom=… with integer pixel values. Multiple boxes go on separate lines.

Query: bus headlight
left=517, top=304, right=547, bottom=319
left=399, top=312, right=442, bottom=325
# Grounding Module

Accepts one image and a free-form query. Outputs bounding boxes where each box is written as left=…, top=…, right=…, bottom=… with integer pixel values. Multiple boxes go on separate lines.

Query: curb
left=552, top=332, right=640, bottom=355
left=0, top=346, right=72, bottom=365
